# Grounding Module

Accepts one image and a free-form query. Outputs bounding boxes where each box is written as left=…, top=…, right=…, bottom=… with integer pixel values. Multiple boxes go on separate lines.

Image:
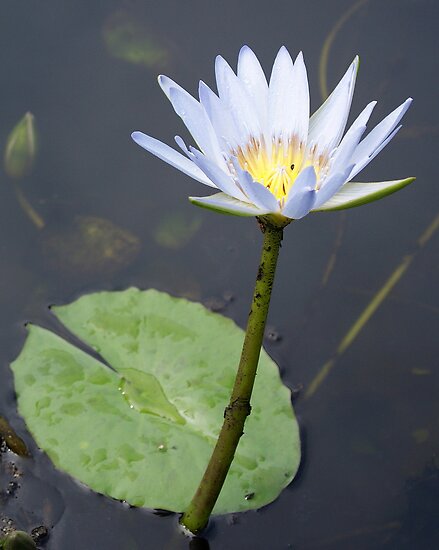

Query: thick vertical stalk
left=181, top=222, right=284, bottom=533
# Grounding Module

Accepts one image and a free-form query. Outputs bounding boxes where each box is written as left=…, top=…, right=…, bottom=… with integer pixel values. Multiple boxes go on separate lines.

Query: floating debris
left=265, top=326, right=282, bottom=342
left=203, top=296, right=226, bottom=312
left=30, top=526, right=48, bottom=544
left=0, top=417, right=29, bottom=457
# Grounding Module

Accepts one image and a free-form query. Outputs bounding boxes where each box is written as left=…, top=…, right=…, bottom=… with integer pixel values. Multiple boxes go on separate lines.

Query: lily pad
left=11, top=288, right=300, bottom=514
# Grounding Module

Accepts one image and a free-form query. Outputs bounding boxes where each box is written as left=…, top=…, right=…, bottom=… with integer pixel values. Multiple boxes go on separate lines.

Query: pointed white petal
left=313, top=167, right=353, bottom=209
left=330, top=100, right=377, bottom=174
left=313, top=177, right=415, bottom=211
left=268, top=46, right=295, bottom=139
left=345, top=101, right=377, bottom=134
left=158, top=75, right=229, bottom=164
left=330, top=125, right=367, bottom=175
left=237, top=45, right=269, bottom=130
left=215, top=55, right=260, bottom=140
left=349, top=125, right=402, bottom=180
left=282, top=165, right=317, bottom=219
left=349, top=98, right=412, bottom=177
left=168, top=86, right=226, bottom=168
left=308, top=56, right=359, bottom=154
left=131, top=132, right=215, bottom=187
left=198, top=81, right=240, bottom=148
left=189, top=192, right=267, bottom=217
left=231, top=158, right=279, bottom=212
left=174, top=135, right=191, bottom=156
left=189, top=148, right=247, bottom=201
left=290, top=51, right=310, bottom=142
left=158, top=75, right=188, bottom=101
left=351, top=98, right=412, bottom=162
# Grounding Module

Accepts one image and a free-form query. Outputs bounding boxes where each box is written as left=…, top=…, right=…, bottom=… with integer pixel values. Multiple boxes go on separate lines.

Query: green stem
left=180, top=221, right=284, bottom=533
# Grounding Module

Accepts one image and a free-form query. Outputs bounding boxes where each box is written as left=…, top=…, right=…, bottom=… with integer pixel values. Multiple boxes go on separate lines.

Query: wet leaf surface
left=11, top=288, right=300, bottom=514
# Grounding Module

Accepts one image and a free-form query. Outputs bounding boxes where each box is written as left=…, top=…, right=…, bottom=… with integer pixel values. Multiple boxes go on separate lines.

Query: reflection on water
left=0, top=0, right=438, bottom=548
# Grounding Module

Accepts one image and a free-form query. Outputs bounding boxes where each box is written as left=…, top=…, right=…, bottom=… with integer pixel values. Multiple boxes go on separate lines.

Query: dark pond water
left=1, top=0, right=438, bottom=548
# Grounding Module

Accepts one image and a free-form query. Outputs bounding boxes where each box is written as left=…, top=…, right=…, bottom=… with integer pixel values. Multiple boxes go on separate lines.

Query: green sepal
left=313, top=177, right=415, bottom=212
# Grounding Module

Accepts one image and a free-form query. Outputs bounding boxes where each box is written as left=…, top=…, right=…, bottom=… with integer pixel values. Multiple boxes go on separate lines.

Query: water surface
left=1, top=0, right=438, bottom=548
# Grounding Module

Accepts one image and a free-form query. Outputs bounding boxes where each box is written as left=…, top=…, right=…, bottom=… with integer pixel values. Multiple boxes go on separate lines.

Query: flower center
left=231, top=135, right=303, bottom=200
left=232, top=136, right=329, bottom=201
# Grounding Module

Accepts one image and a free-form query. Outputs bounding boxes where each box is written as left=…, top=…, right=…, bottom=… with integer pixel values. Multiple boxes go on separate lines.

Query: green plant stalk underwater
left=181, top=220, right=284, bottom=532
left=132, top=44, right=414, bottom=533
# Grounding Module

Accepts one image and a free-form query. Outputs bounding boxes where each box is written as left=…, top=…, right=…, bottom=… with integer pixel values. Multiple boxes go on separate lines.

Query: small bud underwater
left=4, top=112, right=37, bottom=180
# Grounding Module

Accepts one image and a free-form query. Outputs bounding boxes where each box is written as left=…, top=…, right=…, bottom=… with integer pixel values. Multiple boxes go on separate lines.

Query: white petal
left=290, top=52, right=310, bottom=142
left=168, top=87, right=226, bottom=169
left=231, top=158, right=279, bottom=212
left=349, top=98, right=412, bottom=177
left=189, top=192, right=267, bottom=217
left=174, top=135, right=191, bottom=156
left=198, top=81, right=240, bottom=148
left=349, top=125, right=402, bottom=180
left=131, top=132, right=215, bottom=187
left=215, top=55, right=260, bottom=140
left=268, top=46, right=294, bottom=138
left=328, top=101, right=376, bottom=175
left=189, top=148, right=247, bottom=201
left=282, top=165, right=317, bottom=219
left=313, top=167, right=353, bottom=209
left=329, top=125, right=367, bottom=175
left=283, top=189, right=317, bottom=219
left=313, top=177, right=415, bottom=211
left=308, top=57, right=359, bottom=155
left=237, top=45, right=269, bottom=132
left=158, top=75, right=188, bottom=101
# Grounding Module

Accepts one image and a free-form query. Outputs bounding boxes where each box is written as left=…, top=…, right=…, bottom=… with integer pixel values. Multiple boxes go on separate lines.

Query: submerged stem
left=14, top=183, right=45, bottom=230
left=180, top=221, right=284, bottom=534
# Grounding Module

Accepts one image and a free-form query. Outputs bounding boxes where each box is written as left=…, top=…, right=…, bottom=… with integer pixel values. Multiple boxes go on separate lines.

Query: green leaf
left=313, top=177, right=415, bottom=212
left=11, top=288, right=300, bottom=514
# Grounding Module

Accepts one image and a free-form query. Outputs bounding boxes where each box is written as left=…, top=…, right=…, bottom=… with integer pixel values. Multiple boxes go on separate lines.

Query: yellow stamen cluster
left=233, top=135, right=304, bottom=200
left=233, top=136, right=330, bottom=200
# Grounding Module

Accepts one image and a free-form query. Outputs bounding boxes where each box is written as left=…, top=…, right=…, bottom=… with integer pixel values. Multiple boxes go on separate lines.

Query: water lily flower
left=132, top=46, right=414, bottom=222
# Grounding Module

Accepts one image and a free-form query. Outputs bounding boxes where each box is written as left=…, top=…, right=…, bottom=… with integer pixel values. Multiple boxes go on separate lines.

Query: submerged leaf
left=41, top=216, right=140, bottom=276
left=11, top=288, right=300, bottom=514
left=103, top=11, right=170, bottom=69
left=154, top=211, right=202, bottom=249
